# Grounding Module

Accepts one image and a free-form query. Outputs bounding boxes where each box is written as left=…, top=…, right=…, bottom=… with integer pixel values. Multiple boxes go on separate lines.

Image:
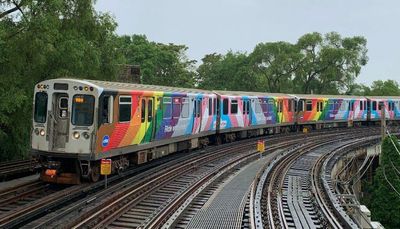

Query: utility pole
left=380, top=101, right=386, bottom=141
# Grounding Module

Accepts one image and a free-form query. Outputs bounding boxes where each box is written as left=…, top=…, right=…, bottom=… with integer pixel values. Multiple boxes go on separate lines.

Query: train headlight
left=39, top=129, right=45, bottom=136
left=73, top=131, right=80, bottom=139
left=34, top=128, right=39, bottom=135
left=82, top=132, right=90, bottom=139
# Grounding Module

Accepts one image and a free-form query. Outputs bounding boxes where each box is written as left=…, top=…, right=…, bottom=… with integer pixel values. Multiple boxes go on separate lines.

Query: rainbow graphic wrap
left=369, top=99, right=400, bottom=120
left=219, top=95, right=295, bottom=130
left=97, top=91, right=216, bottom=153
left=298, top=98, right=368, bottom=123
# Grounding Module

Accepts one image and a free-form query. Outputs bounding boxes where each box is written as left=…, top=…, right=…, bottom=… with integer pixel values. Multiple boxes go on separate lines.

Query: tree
left=250, top=41, right=300, bottom=93
left=196, top=51, right=258, bottom=91
left=0, top=0, right=122, bottom=160
left=350, top=80, right=400, bottom=96
left=293, top=32, right=368, bottom=94
left=369, top=80, right=400, bottom=96
left=117, top=35, right=196, bottom=88
left=369, top=136, right=400, bottom=228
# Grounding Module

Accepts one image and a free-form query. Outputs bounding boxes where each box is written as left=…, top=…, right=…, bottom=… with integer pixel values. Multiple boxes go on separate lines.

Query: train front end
left=31, top=79, right=100, bottom=184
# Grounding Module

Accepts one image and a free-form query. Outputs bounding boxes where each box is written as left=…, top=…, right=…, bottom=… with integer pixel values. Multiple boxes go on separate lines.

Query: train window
left=197, top=99, right=202, bottom=117
left=141, top=99, right=146, bottom=123
left=102, top=96, right=113, bottom=124
left=54, top=83, right=68, bottom=90
left=58, top=97, right=68, bottom=118
left=306, top=100, right=312, bottom=111
left=298, top=100, right=304, bottom=112
left=223, top=99, right=229, bottom=115
left=172, top=98, right=181, bottom=118
left=348, top=101, right=353, bottom=111
left=372, top=101, right=377, bottom=111
left=34, top=92, right=48, bottom=123
left=59, top=97, right=68, bottom=109
left=288, top=100, right=292, bottom=112
left=277, top=100, right=283, bottom=113
left=213, top=98, right=217, bottom=115
left=181, top=98, right=189, bottom=118
left=209, top=98, right=213, bottom=116
left=193, top=99, right=201, bottom=117
left=118, top=96, right=131, bottom=123
left=72, top=95, right=95, bottom=126
left=243, top=100, right=248, bottom=114
left=148, top=99, right=153, bottom=122
left=317, top=101, right=323, bottom=112
left=380, top=102, right=384, bottom=110
left=163, top=97, right=172, bottom=119
left=243, top=100, right=250, bottom=114
left=360, top=101, right=363, bottom=110
left=231, top=99, right=238, bottom=114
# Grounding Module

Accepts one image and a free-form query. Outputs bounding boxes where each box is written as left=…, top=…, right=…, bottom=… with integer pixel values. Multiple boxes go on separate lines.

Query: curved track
left=255, top=128, right=379, bottom=229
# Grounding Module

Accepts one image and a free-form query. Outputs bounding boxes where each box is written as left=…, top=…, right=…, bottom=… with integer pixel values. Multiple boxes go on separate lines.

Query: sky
left=95, top=0, right=400, bottom=85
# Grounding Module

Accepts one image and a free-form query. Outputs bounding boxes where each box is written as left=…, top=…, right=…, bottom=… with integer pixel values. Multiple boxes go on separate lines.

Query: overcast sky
left=95, top=0, right=400, bottom=85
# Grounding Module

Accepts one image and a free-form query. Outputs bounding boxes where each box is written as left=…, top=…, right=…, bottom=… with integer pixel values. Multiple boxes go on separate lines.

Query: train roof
left=214, top=90, right=293, bottom=98
left=49, top=78, right=213, bottom=94
left=291, top=94, right=366, bottom=99
left=365, top=96, right=400, bottom=99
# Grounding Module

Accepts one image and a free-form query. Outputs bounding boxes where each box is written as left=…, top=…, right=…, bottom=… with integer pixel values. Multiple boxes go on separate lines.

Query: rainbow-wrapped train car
left=293, top=94, right=368, bottom=128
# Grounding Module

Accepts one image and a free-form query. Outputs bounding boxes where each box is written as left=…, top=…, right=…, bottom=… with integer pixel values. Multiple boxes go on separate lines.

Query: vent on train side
left=54, top=83, right=69, bottom=90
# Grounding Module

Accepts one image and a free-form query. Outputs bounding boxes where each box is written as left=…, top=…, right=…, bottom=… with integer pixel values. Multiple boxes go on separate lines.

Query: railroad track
left=0, top=180, right=51, bottom=215
left=160, top=144, right=299, bottom=229
left=0, top=127, right=378, bottom=228
left=29, top=130, right=328, bottom=229
left=52, top=129, right=360, bottom=229
left=69, top=139, right=283, bottom=228
left=256, top=128, right=379, bottom=229
left=0, top=159, right=40, bottom=181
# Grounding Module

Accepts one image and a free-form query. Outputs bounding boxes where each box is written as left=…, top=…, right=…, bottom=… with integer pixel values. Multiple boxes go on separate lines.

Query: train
left=31, top=78, right=400, bottom=184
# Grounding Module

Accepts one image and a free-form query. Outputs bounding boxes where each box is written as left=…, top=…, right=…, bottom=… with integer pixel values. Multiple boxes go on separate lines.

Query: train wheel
left=90, top=163, right=100, bottom=182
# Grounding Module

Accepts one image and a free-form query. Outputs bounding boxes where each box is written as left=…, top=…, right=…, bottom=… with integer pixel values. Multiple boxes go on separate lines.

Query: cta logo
left=102, top=135, right=110, bottom=147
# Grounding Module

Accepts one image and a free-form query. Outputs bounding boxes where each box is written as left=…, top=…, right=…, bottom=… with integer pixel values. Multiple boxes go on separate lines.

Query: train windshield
left=34, top=92, right=48, bottom=123
left=72, top=95, right=95, bottom=126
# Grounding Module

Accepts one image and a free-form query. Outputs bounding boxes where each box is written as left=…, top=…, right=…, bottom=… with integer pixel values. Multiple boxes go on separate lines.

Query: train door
left=348, top=100, right=354, bottom=121
left=276, top=99, right=283, bottom=123
left=51, top=93, right=69, bottom=151
left=192, top=98, right=202, bottom=134
left=141, top=97, right=155, bottom=143
left=242, top=98, right=251, bottom=127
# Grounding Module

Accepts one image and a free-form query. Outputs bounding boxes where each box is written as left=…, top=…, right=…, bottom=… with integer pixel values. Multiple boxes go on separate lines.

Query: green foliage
left=197, top=32, right=369, bottom=94
left=369, top=136, right=400, bottom=228
left=196, top=51, right=258, bottom=91
left=0, top=0, right=123, bottom=160
left=117, top=35, right=196, bottom=88
left=368, top=80, right=400, bottom=96
left=249, top=41, right=300, bottom=93
left=293, top=32, right=368, bottom=94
